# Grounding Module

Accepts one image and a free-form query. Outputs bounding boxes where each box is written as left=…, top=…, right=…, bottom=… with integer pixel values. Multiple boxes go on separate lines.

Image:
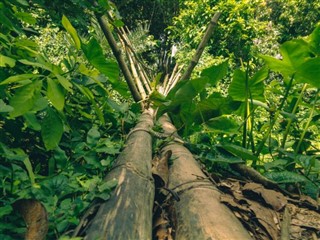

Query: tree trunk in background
left=159, top=115, right=252, bottom=240
left=84, top=109, right=155, bottom=239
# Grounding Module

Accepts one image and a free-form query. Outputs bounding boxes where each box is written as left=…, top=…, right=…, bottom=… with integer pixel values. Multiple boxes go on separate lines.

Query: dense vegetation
left=0, top=0, right=319, bottom=239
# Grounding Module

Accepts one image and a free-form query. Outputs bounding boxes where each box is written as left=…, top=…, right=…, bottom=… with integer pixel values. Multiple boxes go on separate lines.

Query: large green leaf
left=193, top=93, right=241, bottom=124
left=259, top=55, right=294, bottom=76
left=41, top=107, right=64, bottom=150
left=62, top=15, right=81, bottom=50
left=47, top=78, right=65, bottom=111
left=9, top=81, right=42, bottom=117
left=228, top=68, right=267, bottom=101
left=307, top=24, right=320, bottom=55
left=280, top=39, right=312, bottom=68
left=296, top=57, right=320, bottom=88
left=200, top=61, right=228, bottom=86
left=205, top=115, right=239, bottom=134
left=217, top=143, right=259, bottom=161
left=82, top=38, right=119, bottom=84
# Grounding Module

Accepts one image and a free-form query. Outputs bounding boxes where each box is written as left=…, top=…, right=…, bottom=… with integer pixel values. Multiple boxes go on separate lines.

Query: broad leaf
left=280, top=39, right=312, bottom=68
left=205, top=115, right=239, bottom=134
left=82, top=38, right=119, bottom=84
left=217, top=143, right=259, bottom=161
left=41, top=107, right=64, bottom=150
left=259, top=55, right=294, bottom=77
left=307, top=24, right=320, bottom=55
left=229, top=68, right=267, bottom=101
left=193, top=93, right=241, bottom=124
left=47, top=78, right=65, bottom=111
left=62, top=15, right=81, bottom=49
left=9, top=81, right=42, bottom=117
left=201, top=61, right=228, bottom=86
left=296, top=57, right=320, bottom=88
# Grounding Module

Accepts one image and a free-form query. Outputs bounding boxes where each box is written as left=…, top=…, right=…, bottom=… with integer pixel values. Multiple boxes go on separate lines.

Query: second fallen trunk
left=159, top=114, right=252, bottom=240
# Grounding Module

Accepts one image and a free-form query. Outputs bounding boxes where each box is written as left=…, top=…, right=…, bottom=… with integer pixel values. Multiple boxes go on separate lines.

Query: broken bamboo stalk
left=158, top=114, right=252, bottom=240
left=180, top=12, right=221, bottom=81
left=84, top=109, right=155, bottom=239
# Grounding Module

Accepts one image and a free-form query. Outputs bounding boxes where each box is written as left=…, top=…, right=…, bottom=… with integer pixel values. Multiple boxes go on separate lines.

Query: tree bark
left=84, top=109, right=155, bottom=239
left=159, top=115, right=252, bottom=240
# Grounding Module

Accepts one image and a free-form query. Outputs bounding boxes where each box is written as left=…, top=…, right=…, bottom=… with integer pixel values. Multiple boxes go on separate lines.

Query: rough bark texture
left=159, top=115, right=252, bottom=240
left=84, top=109, right=155, bottom=239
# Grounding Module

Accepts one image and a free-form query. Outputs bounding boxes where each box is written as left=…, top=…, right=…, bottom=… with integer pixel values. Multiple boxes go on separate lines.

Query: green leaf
left=0, top=205, right=13, bottom=218
left=217, top=143, right=259, bottom=161
left=0, top=99, right=13, bottom=113
left=0, top=74, right=38, bottom=85
left=41, top=107, right=64, bottom=150
left=264, top=171, right=308, bottom=183
left=260, top=55, right=294, bottom=77
left=193, top=93, right=241, bottom=124
left=47, top=78, right=65, bottom=111
left=82, top=38, right=119, bottom=83
left=9, top=81, right=42, bottom=117
left=307, top=24, right=320, bottom=55
left=23, top=156, right=35, bottom=185
left=19, top=59, right=53, bottom=72
left=149, top=90, right=169, bottom=107
left=56, top=74, right=73, bottom=92
left=228, top=68, right=267, bottom=101
left=280, top=39, right=312, bottom=68
left=296, top=57, right=320, bottom=88
left=23, top=112, right=41, bottom=131
left=200, top=61, right=228, bottom=86
left=87, top=126, right=101, bottom=147
left=62, top=15, right=81, bottom=49
left=0, top=54, right=16, bottom=67
left=15, top=12, right=36, bottom=24
left=205, top=115, right=239, bottom=133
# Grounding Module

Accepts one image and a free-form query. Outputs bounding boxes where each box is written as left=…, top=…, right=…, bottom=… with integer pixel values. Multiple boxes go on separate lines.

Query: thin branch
left=180, top=12, right=221, bottom=81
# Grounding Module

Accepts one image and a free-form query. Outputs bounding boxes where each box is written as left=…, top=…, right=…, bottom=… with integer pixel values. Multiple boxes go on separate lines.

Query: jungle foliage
left=0, top=0, right=319, bottom=239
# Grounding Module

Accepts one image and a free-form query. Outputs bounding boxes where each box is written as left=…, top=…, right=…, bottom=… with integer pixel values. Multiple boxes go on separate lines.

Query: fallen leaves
left=218, top=179, right=320, bottom=240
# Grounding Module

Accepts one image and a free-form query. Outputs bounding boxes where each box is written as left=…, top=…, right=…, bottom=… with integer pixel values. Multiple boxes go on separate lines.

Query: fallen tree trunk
left=84, top=109, right=155, bottom=239
left=159, top=115, right=252, bottom=240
